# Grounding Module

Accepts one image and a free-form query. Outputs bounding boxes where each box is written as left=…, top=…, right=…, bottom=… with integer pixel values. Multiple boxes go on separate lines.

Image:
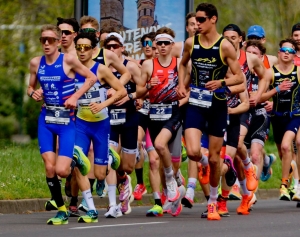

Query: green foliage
left=0, top=116, right=17, bottom=139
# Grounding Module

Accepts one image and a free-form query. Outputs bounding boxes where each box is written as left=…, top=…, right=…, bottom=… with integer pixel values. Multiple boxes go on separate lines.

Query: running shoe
left=161, top=191, right=167, bottom=205
left=96, top=179, right=106, bottom=197
left=207, top=203, right=221, bottom=220
left=289, top=185, right=296, bottom=199
left=279, top=185, right=291, bottom=201
left=118, top=174, right=133, bottom=202
left=176, top=169, right=186, bottom=187
left=133, top=183, right=147, bottom=200
left=104, top=204, right=123, bottom=218
left=198, top=164, right=210, bottom=185
left=260, top=154, right=276, bottom=182
left=146, top=204, right=163, bottom=217
left=181, top=188, right=194, bottom=208
left=224, top=155, right=237, bottom=187
left=181, top=141, right=188, bottom=162
left=171, top=185, right=186, bottom=217
left=236, top=192, right=253, bottom=215
left=120, top=197, right=132, bottom=215
left=78, top=198, right=88, bottom=213
left=100, top=179, right=108, bottom=198
left=162, top=200, right=172, bottom=213
left=65, top=175, right=72, bottom=197
left=201, top=209, right=208, bottom=218
left=73, top=146, right=90, bottom=176
left=109, top=147, right=121, bottom=170
left=229, top=184, right=241, bottom=200
left=166, top=178, right=180, bottom=202
left=292, top=187, right=300, bottom=201
left=249, top=193, right=257, bottom=211
left=45, top=200, right=57, bottom=211
left=68, top=205, right=80, bottom=217
left=78, top=210, right=98, bottom=223
left=47, top=211, right=69, bottom=225
left=244, top=163, right=258, bottom=191
left=217, top=196, right=230, bottom=217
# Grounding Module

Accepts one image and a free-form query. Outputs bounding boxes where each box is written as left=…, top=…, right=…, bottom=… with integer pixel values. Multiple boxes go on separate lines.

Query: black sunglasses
left=61, top=30, right=75, bottom=36
left=196, top=16, right=209, bottom=23
left=105, top=44, right=122, bottom=50
left=79, top=28, right=97, bottom=33
left=156, top=41, right=172, bottom=46
left=39, top=37, right=59, bottom=44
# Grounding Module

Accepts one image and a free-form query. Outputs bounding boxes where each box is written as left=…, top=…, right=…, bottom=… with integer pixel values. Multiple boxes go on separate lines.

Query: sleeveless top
left=263, top=55, right=270, bottom=69
left=149, top=57, right=179, bottom=104
left=93, top=48, right=106, bottom=65
left=75, top=62, right=108, bottom=122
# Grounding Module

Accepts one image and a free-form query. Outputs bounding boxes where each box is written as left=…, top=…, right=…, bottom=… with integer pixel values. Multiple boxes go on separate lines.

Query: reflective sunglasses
left=79, top=28, right=97, bottom=33
left=279, top=47, right=296, bottom=54
left=247, top=36, right=263, bottom=40
left=142, top=40, right=153, bottom=47
left=105, top=44, right=122, bottom=49
left=39, top=37, right=59, bottom=44
left=61, top=30, right=75, bottom=35
left=75, top=44, right=93, bottom=52
left=156, top=41, right=172, bottom=46
left=196, top=16, right=209, bottom=23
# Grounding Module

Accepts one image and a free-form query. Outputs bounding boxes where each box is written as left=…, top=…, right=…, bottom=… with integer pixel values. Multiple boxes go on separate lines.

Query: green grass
left=0, top=139, right=281, bottom=200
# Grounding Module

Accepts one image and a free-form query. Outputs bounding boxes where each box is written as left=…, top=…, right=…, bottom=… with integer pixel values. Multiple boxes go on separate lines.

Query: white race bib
left=45, top=106, right=70, bottom=125
left=189, top=87, right=213, bottom=108
left=110, top=109, right=126, bottom=125
left=149, top=104, right=172, bottom=121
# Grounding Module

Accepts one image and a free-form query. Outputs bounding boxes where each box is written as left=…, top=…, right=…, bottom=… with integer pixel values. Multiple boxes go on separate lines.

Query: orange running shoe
left=207, top=203, right=221, bottom=220
left=198, top=164, right=210, bottom=185
left=244, top=163, right=258, bottom=191
left=229, top=184, right=242, bottom=200
left=236, top=192, right=253, bottom=215
left=217, top=196, right=230, bottom=217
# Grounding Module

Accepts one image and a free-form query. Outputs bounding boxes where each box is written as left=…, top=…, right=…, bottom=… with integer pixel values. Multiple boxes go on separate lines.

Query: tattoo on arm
left=89, top=80, right=95, bottom=86
left=113, top=95, right=122, bottom=102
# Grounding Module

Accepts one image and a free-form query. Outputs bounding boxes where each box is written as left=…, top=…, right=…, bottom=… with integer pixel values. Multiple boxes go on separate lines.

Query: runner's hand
left=89, top=102, right=104, bottom=114
left=64, top=96, right=77, bottom=109
left=205, top=80, right=222, bottom=91
left=176, top=84, right=187, bottom=99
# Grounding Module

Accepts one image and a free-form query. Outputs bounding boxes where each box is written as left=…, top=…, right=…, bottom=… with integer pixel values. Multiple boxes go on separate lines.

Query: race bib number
left=78, top=90, right=101, bottom=106
left=110, top=109, right=126, bottom=125
left=149, top=104, right=172, bottom=121
left=189, top=87, right=213, bottom=108
left=45, top=106, right=70, bottom=125
left=139, top=99, right=150, bottom=115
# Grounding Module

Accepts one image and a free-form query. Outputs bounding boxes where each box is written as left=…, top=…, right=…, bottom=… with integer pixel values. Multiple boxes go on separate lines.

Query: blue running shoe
left=47, top=211, right=68, bottom=225
left=261, top=154, right=276, bottom=182
left=73, top=146, right=90, bottom=176
left=109, top=147, right=120, bottom=170
left=96, top=179, right=106, bottom=197
left=78, top=199, right=88, bottom=213
left=78, top=210, right=98, bottom=223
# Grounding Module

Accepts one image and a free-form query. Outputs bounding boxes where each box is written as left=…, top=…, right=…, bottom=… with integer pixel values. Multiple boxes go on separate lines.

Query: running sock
left=46, top=176, right=65, bottom=209
left=200, top=154, right=209, bottom=166
left=208, top=186, right=218, bottom=204
left=264, top=154, right=270, bottom=167
left=221, top=189, right=230, bottom=198
left=187, top=178, right=197, bottom=195
left=242, top=157, right=251, bottom=170
left=70, top=196, right=78, bottom=206
left=164, top=166, right=174, bottom=183
left=239, top=179, right=251, bottom=196
left=89, top=178, right=95, bottom=193
left=107, top=184, right=117, bottom=207
left=153, top=192, right=162, bottom=206
left=205, top=195, right=210, bottom=201
left=82, top=189, right=96, bottom=211
left=294, top=179, right=299, bottom=188
left=135, top=168, right=144, bottom=185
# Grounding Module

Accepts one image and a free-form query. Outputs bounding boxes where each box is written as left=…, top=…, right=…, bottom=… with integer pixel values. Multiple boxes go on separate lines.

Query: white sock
left=164, top=166, right=174, bottom=183
left=108, top=184, right=117, bottom=207
left=153, top=192, right=161, bottom=200
left=208, top=186, right=218, bottom=204
left=239, top=179, right=250, bottom=195
left=82, top=189, right=96, bottom=211
left=234, top=179, right=240, bottom=187
left=200, top=154, right=209, bottom=166
left=242, top=157, right=251, bottom=170
left=264, top=155, right=270, bottom=167
left=294, top=179, right=299, bottom=188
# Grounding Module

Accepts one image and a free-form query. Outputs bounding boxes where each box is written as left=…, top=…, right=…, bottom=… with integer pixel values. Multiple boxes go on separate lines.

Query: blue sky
left=88, top=0, right=186, bottom=41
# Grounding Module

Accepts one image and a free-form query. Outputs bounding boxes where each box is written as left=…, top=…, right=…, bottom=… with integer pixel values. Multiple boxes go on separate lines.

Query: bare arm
left=228, top=90, right=249, bottom=114
left=136, top=59, right=152, bottom=99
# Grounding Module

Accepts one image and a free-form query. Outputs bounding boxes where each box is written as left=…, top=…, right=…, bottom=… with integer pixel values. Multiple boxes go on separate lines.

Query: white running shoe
left=292, top=187, right=300, bottom=201
left=166, top=178, right=180, bottom=202
left=104, top=204, right=123, bottom=218
left=171, top=185, right=186, bottom=217
left=163, top=200, right=172, bottom=214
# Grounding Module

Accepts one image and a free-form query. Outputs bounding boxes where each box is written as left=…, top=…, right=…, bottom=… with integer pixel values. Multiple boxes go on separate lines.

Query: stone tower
left=136, top=0, right=156, bottom=28
left=100, top=0, right=124, bottom=29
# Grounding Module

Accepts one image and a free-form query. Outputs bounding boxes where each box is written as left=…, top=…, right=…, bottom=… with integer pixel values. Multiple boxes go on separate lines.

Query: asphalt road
left=0, top=199, right=299, bottom=237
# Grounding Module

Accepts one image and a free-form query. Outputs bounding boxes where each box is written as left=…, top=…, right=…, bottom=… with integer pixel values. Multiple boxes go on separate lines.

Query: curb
left=0, top=189, right=280, bottom=214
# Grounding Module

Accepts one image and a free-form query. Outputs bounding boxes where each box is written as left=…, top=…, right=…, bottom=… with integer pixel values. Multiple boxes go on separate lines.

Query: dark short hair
left=185, top=12, right=196, bottom=27
left=103, top=35, right=123, bottom=47
left=140, top=31, right=156, bottom=43
left=74, top=32, right=99, bottom=48
left=245, top=40, right=266, bottom=55
left=223, top=24, right=242, bottom=36
left=195, top=3, right=218, bottom=21
left=292, top=23, right=300, bottom=34
left=279, top=38, right=299, bottom=51
left=57, top=17, right=79, bottom=33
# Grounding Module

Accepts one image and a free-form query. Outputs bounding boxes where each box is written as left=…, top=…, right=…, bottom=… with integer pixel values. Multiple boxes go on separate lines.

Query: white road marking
left=70, top=221, right=168, bottom=230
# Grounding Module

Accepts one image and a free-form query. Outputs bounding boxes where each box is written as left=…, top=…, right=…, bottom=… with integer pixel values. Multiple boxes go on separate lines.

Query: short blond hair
left=155, top=27, right=175, bottom=39
left=41, top=24, right=61, bottom=38
left=80, top=16, right=100, bottom=31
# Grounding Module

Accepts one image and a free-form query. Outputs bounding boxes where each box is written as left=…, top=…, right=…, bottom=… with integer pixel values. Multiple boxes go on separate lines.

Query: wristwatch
left=128, top=93, right=133, bottom=100
left=220, top=79, right=226, bottom=87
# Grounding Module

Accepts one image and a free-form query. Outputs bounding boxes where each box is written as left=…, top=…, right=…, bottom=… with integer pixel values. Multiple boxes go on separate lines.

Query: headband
left=155, top=33, right=174, bottom=42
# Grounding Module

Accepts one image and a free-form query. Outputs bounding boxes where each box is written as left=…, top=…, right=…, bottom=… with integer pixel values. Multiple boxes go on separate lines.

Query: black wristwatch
left=128, top=93, right=133, bottom=100
left=221, top=79, right=226, bottom=87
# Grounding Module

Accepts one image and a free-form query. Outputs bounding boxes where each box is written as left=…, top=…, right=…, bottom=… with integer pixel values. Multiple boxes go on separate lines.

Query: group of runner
left=27, top=2, right=300, bottom=225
